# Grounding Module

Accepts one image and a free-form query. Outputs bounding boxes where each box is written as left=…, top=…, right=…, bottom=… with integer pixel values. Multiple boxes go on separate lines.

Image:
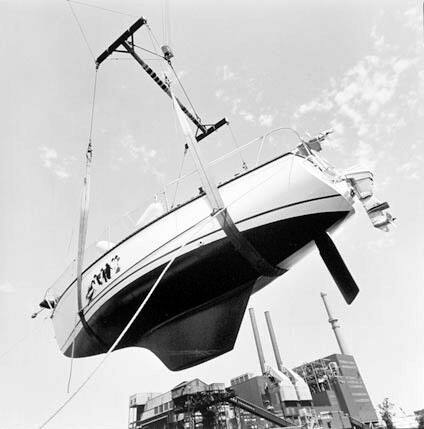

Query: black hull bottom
left=65, top=210, right=349, bottom=370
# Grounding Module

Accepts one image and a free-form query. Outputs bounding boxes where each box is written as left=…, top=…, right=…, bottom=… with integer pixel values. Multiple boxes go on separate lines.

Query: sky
left=0, top=0, right=423, bottom=428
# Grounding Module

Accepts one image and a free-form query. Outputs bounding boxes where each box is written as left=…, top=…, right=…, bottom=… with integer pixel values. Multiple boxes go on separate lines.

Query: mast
left=96, top=16, right=286, bottom=280
left=171, top=91, right=285, bottom=278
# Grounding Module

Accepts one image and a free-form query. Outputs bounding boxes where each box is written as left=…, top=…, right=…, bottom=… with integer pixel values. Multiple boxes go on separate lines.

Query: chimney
left=264, top=311, right=284, bottom=372
left=320, top=292, right=349, bottom=355
left=248, top=308, right=266, bottom=374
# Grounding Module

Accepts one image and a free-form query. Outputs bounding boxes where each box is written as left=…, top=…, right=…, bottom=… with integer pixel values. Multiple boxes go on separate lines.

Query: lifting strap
left=171, top=93, right=285, bottom=278
left=74, top=70, right=109, bottom=349
left=75, top=140, right=107, bottom=349
left=76, top=140, right=92, bottom=316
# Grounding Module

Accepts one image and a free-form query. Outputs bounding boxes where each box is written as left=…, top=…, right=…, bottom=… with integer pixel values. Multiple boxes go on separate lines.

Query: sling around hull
left=51, top=153, right=355, bottom=370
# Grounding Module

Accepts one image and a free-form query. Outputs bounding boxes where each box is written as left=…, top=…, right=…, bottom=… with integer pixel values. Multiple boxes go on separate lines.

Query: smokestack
left=320, top=292, right=349, bottom=355
left=249, top=308, right=266, bottom=375
left=264, top=311, right=284, bottom=372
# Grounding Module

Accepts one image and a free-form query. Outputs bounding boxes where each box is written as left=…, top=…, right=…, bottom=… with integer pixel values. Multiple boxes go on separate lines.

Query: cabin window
left=154, top=406, right=158, bottom=415
left=159, top=404, right=163, bottom=413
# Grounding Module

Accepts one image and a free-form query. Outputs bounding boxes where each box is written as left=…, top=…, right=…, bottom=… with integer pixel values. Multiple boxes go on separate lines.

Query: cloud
left=215, top=89, right=224, bottom=99
left=396, top=158, right=422, bottom=181
left=258, top=113, right=274, bottom=128
left=214, top=83, right=275, bottom=126
left=338, top=104, right=363, bottom=129
left=238, top=110, right=255, bottom=124
left=333, top=54, right=413, bottom=120
left=39, top=146, right=57, bottom=168
left=403, top=6, right=418, bottom=31
left=230, top=98, right=241, bottom=114
left=119, top=134, right=164, bottom=180
left=121, top=134, right=157, bottom=161
left=294, top=98, right=333, bottom=118
left=0, top=282, right=15, bottom=294
left=290, top=12, right=422, bottom=171
left=330, top=119, right=344, bottom=135
left=371, top=24, right=386, bottom=51
left=321, top=119, right=345, bottom=150
left=214, top=65, right=272, bottom=124
left=353, top=140, right=377, bottom=169
left=217, top=65, right=236, bottom=81
left=39, top=146, right=72, bottom=179
left=54, top=167, right=70, bottom=179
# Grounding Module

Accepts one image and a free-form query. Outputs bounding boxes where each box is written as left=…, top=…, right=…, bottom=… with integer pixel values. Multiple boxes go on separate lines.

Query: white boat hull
left=51, top=153, right=354, bottom=370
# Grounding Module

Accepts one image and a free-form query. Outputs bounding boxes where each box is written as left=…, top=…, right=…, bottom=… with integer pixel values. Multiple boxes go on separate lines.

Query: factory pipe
left=320, top=292, right=349, bottom=355
left=248, top=308, right=266, bottom=375
left=264, top=311, right=284, bottom=372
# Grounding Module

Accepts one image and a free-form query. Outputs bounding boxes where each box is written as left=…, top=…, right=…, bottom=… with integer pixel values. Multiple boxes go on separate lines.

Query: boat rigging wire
left=0, top=317, right=49, bottom=363
left=66, top=315, right=78, bottom=393
left=67, top=0, right=136, bottom=18
left=66, top=227, right=75, bottom=258
left=38, top=211, right=222, bottom=429
left=162, top=0, right=172, bottom=46
left=140, top=23, right=203, bottom=129
left=169, top=63, right=202, bottom=124
left=66, top=0, right=96, bottom=61
left=162, top=0, right=166, bottom=45
left=37, top=148, right=290, bottom=428
left=66, top=0, right=201, bottom=133
left=170, top=144, right=188, bottom=208
left=228, top=123, right=248, bottom=170
left=88, top=69, right=98, bottom=143
left=133, top=43, right=164, bottom=59
left=145, top=25, right=167, bottom=77
left=146, top=24, right=163, bottom=54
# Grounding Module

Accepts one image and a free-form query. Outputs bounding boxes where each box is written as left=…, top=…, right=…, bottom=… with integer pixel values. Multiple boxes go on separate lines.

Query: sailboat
left=39, top=17, right=393, bottom=371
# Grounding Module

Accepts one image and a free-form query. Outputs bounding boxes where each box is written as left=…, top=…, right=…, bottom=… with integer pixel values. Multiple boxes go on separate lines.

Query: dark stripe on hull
left=65, top=211, right=349, bottom=368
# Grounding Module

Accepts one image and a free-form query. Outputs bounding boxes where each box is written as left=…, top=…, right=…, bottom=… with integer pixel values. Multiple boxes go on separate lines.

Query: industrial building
left=128, top=379, right=235, bottom=429
left=291, top=293, right=379, bottom=427
left=128, top=378, right=295, bottom=428
left=293, top=354, right=377, bottom=427
left=129, top=294, right=378, bottom=429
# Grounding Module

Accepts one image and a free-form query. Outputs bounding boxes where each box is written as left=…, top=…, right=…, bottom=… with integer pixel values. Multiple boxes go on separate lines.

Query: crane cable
left=67, top=68, right=98, bottom=394
left=66, top=0, right=95, bottom=61
left=37, top=147, right=289, bottom=429
left=76, top=68, right=98, bottom=317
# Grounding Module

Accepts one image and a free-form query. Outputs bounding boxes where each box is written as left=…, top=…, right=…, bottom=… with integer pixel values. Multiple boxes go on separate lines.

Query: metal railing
left=49, top=127, right=303, bottom=297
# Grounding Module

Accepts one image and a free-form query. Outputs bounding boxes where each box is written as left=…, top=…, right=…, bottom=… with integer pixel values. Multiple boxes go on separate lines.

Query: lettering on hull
left=86, top=255, right=121, bottom=303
